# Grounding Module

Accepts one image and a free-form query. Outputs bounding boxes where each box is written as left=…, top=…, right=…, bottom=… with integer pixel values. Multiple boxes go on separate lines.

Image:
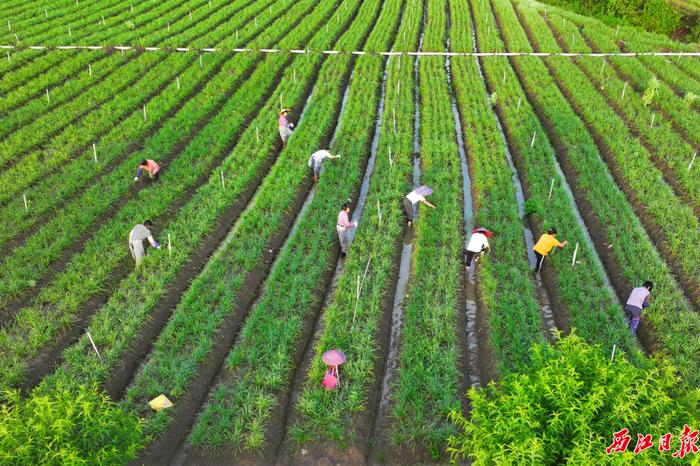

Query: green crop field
left=0, top=0, right=698, bottom=464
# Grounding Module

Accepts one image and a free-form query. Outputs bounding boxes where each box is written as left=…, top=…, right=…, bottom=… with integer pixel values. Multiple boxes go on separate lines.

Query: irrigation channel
left=368, top=4, right=424, bottom=462
left=467, top=10, right=559, bottom=338
left=14, top=0, right=339, bottom=393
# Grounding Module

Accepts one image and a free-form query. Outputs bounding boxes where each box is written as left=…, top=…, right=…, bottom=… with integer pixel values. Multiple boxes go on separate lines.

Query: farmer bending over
left=308, top=149, right=340, bottom=183
left=336, top=202, right=357, bottom=257
left=403, top=186, right=435, bottom=226
left=129, top=219, right=160, bottom=266
left=134, top=159, right=160, bottom=182
left=279, top=108, right=294, bottom=146
left=624, top=281, right=653, bottom=334
left=533, top=227, right=568, bottom=273
left=466, top=228, right=493, bottom=273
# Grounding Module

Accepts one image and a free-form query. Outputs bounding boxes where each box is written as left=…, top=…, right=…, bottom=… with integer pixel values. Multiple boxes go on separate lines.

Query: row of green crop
left=472, top=0, right=641, bottom=359
left=544, top=13, right=700, bottom=217
left=513, top=2, right=700, bottom=309
left=507, top=0, right=700, bottom=385
left=118, top=0, right=380, bottom=445
left=389, top=0, right=464, bottom=453
left=32, top=0, right=359, bottom=405
left=288, top=0, right=420, bottom=449
left=0, top=0, right=279, bottom=251
left=0, top=0, right=328, bottom=390
left=448, top=0, right=544, bottom=374
left=569, top=19, right=700, bottom=143
left=190, top=0, right=406, bottom=452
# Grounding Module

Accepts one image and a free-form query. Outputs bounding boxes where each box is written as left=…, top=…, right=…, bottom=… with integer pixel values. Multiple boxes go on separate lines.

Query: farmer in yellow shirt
left=533, top=227, right=568, bottom=273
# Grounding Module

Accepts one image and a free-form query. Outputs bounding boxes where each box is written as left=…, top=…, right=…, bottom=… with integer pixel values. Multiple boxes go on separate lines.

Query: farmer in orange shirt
left=533, top=227, right=568, bottom=273
left=134, top=159, right=160, bottom=183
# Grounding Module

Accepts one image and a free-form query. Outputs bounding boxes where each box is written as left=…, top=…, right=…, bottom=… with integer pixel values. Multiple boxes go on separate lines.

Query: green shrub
left=447, top=335, right=700, bottom=464
left=0, top=385, right=146, bottom=466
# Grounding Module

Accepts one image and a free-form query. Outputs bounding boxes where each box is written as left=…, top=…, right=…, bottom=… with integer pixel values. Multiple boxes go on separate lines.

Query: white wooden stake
left=393, top=108, right=396, bottom=133
left=615, top=25, right=620, bottom=37
left=517, top=96, right=522, bottom=111
left=45, top=8, right=48, bottom=17
left=620, top=82, right=627, bottom=101
left=189, top=11, right=192, bottom=20
left=571, top=242, right=579, bottom=267
left=143, top=104, right=147, bottom=121
left=547, top=177, right=555, bottom=200
left=23, top=193, right=28, bottom=211
left=14, top=33, right=19, bottom=43
left=502, top=68, right=506, bottom=84
left=572, top=33, right=575, bottom=46
left=610, top=343, right=616, bottom=361
left=86, top=331, right=101, bottom=359
left=530, top=131, right=536, bottom=148
left=199, top=54, right=202, bottom=68
left=7, top=20, right=11, bottom=31
left=221, top=170, right=225, bottom=188
left=101, top=15, right=105, bottom=25
left=46, top=88, right=50, bottom=103
left=176, top=75, right=180, bottom=90
left=256, top=126, right=259, bottom=142
left=168, top=233, right=172, bottom=254
left=167, top=21, right=170, bottom=31
left=88, top=63, right=92, bottom=76
left=600, top=60, right=606, bottom=74
left=92, top=142, right=97, bottom=162
left=650, top=113, right=655, bottom=128
left=236, top=29, right=238, bottom=40
left=388, top=146, right=394, bottom=167
left=688, top=152, right=697, bottom=171
left=293, top=69, right=296, bottom=83
left=377, top=200, right=382, bottom=226
left=7, top=51, right=10, bottom=63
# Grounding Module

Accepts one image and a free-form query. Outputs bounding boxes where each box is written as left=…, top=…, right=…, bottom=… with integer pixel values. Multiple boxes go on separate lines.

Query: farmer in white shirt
left=308, top=149, right=340, bottom=183
left=403, top=186, right=435, bottom=226
left=466, top=228, right=493, bottom=273
left=128, top=220, right=160, bottom=266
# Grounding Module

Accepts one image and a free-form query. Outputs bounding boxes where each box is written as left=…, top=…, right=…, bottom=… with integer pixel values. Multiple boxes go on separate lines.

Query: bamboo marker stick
left=650, top=113, right=655, bottom=128
left=688, top=152, right=697, bottom=171
left=530, top=131, right=536, bottom=148
left=168, top=233, right=172, bottom=254
left=176, top=75, right=180, bottom=90
left=517, top=96, right=521, bottom=111
left=46, top=88, right=50, bottom=103
left=571, top=242, right=579, bottom=267
left=256, top=126, right=259, bottom=142
left=610, top=343, right=616, bottom=361
left=377, top=200, right=382, bottom=226
left=87, top=331, right=102, bottom=359
left=89, top=63, right=92, bottom=76
left=620, top=82, right=627, bottom=101
left=93, top=143, right=97, bottom=162
left=7, top=51, right=11, bottom=63
left=221, top=171, right=225, bottom=188
left=548, top=178, right=555, bottom=200
left=23, top=193, right=28, bottom=211
left=143, top=104, right=147, bottom=121
left=615, top=25, right=620, bottom=37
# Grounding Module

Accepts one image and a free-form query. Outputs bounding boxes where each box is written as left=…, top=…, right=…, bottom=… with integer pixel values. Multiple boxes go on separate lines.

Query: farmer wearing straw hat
left=279, top=108, right=294, bottom=146
left=128, top=219, right=160, bottom=266
left=134, top=159, right=160, bottom=183
left=308, top=149, right=340, bottom=183
left=337, top=202, right=357, bottom=258
left=533, top=227, right=568, bottom=273
left=466, top=228, right=493, bottom=273
left=403, top=186, right=435, bottom=226
left=624, top=281, right=653, bottom=334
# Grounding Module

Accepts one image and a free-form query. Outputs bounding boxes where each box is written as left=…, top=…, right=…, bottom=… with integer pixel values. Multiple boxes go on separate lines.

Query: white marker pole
left=168, top=21, right=170, bottom=31
left=256, top=126, right=259, bottom=142
left=517, top=96, right=522, bottom=111
left=388, top=146, right=394, bottom=167
left=93, top=143, right=97, bottom=162
left=688, top=152, right=697, bottom=171
left=7, top=51, right=10, bottom=63
left=600, top=60, right=606, bottom=74
left=393, top=108, right=396, bottom=134
left=650, top=113, right=655, bottom=128
left=293, top=69, right=296, bottom=83
left=131, top=4, right=133, bottom=13
left=86, top=331, right=102, bottom=359
left=615, top=25, right=620, bottom=37
left=14, top=33, right=19, bottom=43
left=221, top=170, right=225, bottom=189
left=199, top=54, right=202, bottom=68
left=548, top=178, right=555, bottom=200
left=377, top=200, right=382, bottom=227
left=530, top=131, right=536, bottom=148
left=176, top=76, right=180, bottom=90
left=143, top=104, right=147, bottom=121
left=45, top=9, right=48, bottom=17
left=502, top=68, right=506, bottom=84
left=571, top=242, right=579, bottom=267
left=46, top=88, right=50, bottom=103
left=23, top=193, right=28, bottom=211
left=167, top=233, right=172, bottom=254
left=189, top=10, right=192, bottom=20
left=620, top=82, right=627, bottom=101
left=236, top=29, right=238, bottom=40
left=7, top=20, right=10, bottom=31
left=610, top=343, right=616, bottom=362
left=89, top=63, right=92, bottom=76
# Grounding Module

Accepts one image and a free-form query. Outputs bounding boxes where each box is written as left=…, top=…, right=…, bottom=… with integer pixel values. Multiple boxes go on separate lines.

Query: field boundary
left=1, top=44, right=699, bottom=56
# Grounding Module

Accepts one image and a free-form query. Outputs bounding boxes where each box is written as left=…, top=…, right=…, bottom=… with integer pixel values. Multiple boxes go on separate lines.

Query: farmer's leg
left=534, top=252, right=545, bottom=273
left=403, top=197, right=413, bottom=222
left=133, top=241, right=145, bottom=265
left=466, top=251, right=476, bottom=270
left=129, top=241, right=136, bottom=261
left=337, top=228, right=348, bottom=253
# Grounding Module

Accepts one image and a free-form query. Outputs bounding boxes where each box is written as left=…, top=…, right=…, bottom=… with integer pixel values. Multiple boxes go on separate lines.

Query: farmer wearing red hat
left=466, top=228, right=492, bottom=273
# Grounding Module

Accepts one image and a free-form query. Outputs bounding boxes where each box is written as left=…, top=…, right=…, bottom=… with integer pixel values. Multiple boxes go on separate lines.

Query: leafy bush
left=448, top=335, right=700, bottom=464
left=0, top=385, right=146, bottom=466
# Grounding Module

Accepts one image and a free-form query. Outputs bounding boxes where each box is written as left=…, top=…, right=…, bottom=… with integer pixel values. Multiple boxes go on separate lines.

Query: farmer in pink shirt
left=134, top=159, right=160, bottom=183
left=279, top=108, right=294, bottom=146
left=336, top=202, right=357, bottom=257
left=624, top=281, right=653, bottom=334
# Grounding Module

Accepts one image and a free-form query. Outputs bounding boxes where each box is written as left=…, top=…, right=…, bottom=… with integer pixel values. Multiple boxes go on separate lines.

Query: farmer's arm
left=421, top=200, right=436, bottom=209
left=147, top=235, right=160, bottom=249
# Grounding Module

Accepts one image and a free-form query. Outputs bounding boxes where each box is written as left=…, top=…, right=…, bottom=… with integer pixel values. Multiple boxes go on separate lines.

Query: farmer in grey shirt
left=128, top=219, right=160, bottom=266
left=308, top=149, right=340, bottom=184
